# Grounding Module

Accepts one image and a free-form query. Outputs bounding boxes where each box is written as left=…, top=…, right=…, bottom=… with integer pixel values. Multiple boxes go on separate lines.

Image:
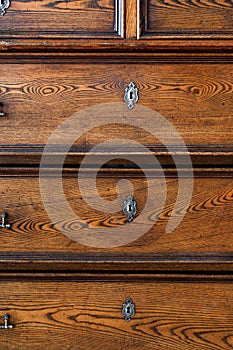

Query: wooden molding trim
left=0, top=145, right=232, bottom=167
left=1, top=252, right=233, bottom=272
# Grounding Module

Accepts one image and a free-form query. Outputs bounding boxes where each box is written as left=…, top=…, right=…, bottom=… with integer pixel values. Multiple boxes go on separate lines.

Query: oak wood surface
left=0, top=40, right=233, bottom=54
left=0, top=0, right=232, bottom=49
left=126, top=0, right=138, bottom=39
left=0, top=62, right=232, bottom=150
left=0, top=1, right=232, bottom=349
left=0, top=275, right=233, bottom=349
left=0, top=145, right=233, bottom=166
left=140, top=0, right=233, bottom=37
left=0, top=171, right=232, bottom=257
left=0, top=0, right=121, bottom=38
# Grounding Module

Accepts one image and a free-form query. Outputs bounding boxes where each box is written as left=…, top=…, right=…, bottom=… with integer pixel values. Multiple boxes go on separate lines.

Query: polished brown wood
left=0, top=1, right=232, bottom=348
left=0, top=39, right=233, bottom=54
left=0, top=0, right=232, bottom=51
left=0, top=61, right=232, bottom=151
left=0, top=145, right=232, bottom=166
left=0, top=0, right=124, bottom=39
left=139, top=0, right=233, bottom=38
left=0, top=169, right=231, bottom=267
left=126, top=0, right=138, bottom=39
left=0, top=273, right=233, bottom=349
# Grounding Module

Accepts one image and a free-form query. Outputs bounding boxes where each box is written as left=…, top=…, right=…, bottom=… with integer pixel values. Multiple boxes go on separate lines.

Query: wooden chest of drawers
left=0, top=0, right=232, bottom=348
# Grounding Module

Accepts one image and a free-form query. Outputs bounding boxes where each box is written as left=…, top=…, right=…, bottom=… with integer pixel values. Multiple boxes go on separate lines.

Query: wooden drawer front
left=0, top=274, right=233, bottom=349
left=140, top=0, right=233, bottom=38
left=0, top=0, right=122, bottom=39
left=0, top=62, right=232, bottom=150
left=0, top=170, right=232, bottom=265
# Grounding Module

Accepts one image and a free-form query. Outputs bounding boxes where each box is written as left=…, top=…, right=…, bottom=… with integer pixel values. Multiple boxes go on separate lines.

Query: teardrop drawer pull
left=122, top=298, right=135, bottom=322
left=0, top=212, right=11, bottom=229
left=123, top=195, right=137, bottom=222
left=0, top=314, right=13, bottom=329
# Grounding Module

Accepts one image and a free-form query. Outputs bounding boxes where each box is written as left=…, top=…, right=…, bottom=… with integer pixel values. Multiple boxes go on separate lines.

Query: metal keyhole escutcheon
left=122, top=298, right=135, bottom=322
left=123, top=195, right=137, bottom=222
left=0, top=0, right=10, bottom=15
left=124, top=82, right=138, bottom=109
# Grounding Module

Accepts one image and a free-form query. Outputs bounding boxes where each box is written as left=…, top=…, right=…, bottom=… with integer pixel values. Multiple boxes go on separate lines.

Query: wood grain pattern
left=0, top=275, right=233, bottom=349
left=0, top=62, right=232, bottom=148
left=0, top=171, right=232, bottom=257
left=0, top=3, right=232, bottom=350
left=0, top=0, right=231, bottom=48
left=126, top=0, right=138, bottom=39
left=0, top=0, right=121, bottom=38
left=141, top=0, right=233, bottom=37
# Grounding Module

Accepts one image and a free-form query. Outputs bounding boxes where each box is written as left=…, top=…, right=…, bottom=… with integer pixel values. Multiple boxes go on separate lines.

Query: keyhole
left=128, top=204, right=132, bottom=212
left=1, top=0, right=4, bottom=5
left=126, top=306, right=131, bottom=314
left=129, top=91, right=133, bottom=100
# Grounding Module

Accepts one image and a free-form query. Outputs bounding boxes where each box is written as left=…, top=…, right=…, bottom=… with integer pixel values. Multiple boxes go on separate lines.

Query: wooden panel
left=0, top=274, right=233, bottom=349
left=140, top=0, right=233, bottom=38
left=0, top=0, right=123, bottom=39
left=0, top=170, right=232, bottom=260
left=126, top=0, right=138, bottom=39
left=0, top=62, right=232, bottom=149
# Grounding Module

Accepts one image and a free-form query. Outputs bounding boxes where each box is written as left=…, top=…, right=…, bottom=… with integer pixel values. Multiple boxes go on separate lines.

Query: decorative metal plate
left=123, top=195, right=137, bottom=222
left=124, top=82, right=138, bottom=109
left=0, top=0, right=10, bottom=15
left=122, top=298, right=135, bottom=322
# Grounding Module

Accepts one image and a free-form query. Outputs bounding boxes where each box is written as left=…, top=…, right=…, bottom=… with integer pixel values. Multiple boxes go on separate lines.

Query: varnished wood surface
left=0, top=62, right=232, bottom=150
left=0, top=0, right=232, bottom=49
left=0, top=171, right=232, bottom=260
left=0, top=145, right=233, bottom=166
left=0, top=39, right=233, bottom=55
left=1, top=275, right=233, bottom=349
left=141, top=0, right=233, bottom=37
left=0, top=0, right=121, bottom=38
left=126, top=0, right=138, bottom=39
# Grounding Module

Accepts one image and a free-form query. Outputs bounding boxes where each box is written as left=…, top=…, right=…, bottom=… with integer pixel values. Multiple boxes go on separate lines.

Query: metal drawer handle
left=0, top=212, right=11, bottom=229
left=123, top=195, right=137, bottom=222
left=0, top=103, right=4, bottom=117
left=0, top=0, right=10, bottom=15
left=124, top=82, right=138, bottom=109
left=0, top=314, right=13, bottom=329
left=122, top=298, right=135, bottom=322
